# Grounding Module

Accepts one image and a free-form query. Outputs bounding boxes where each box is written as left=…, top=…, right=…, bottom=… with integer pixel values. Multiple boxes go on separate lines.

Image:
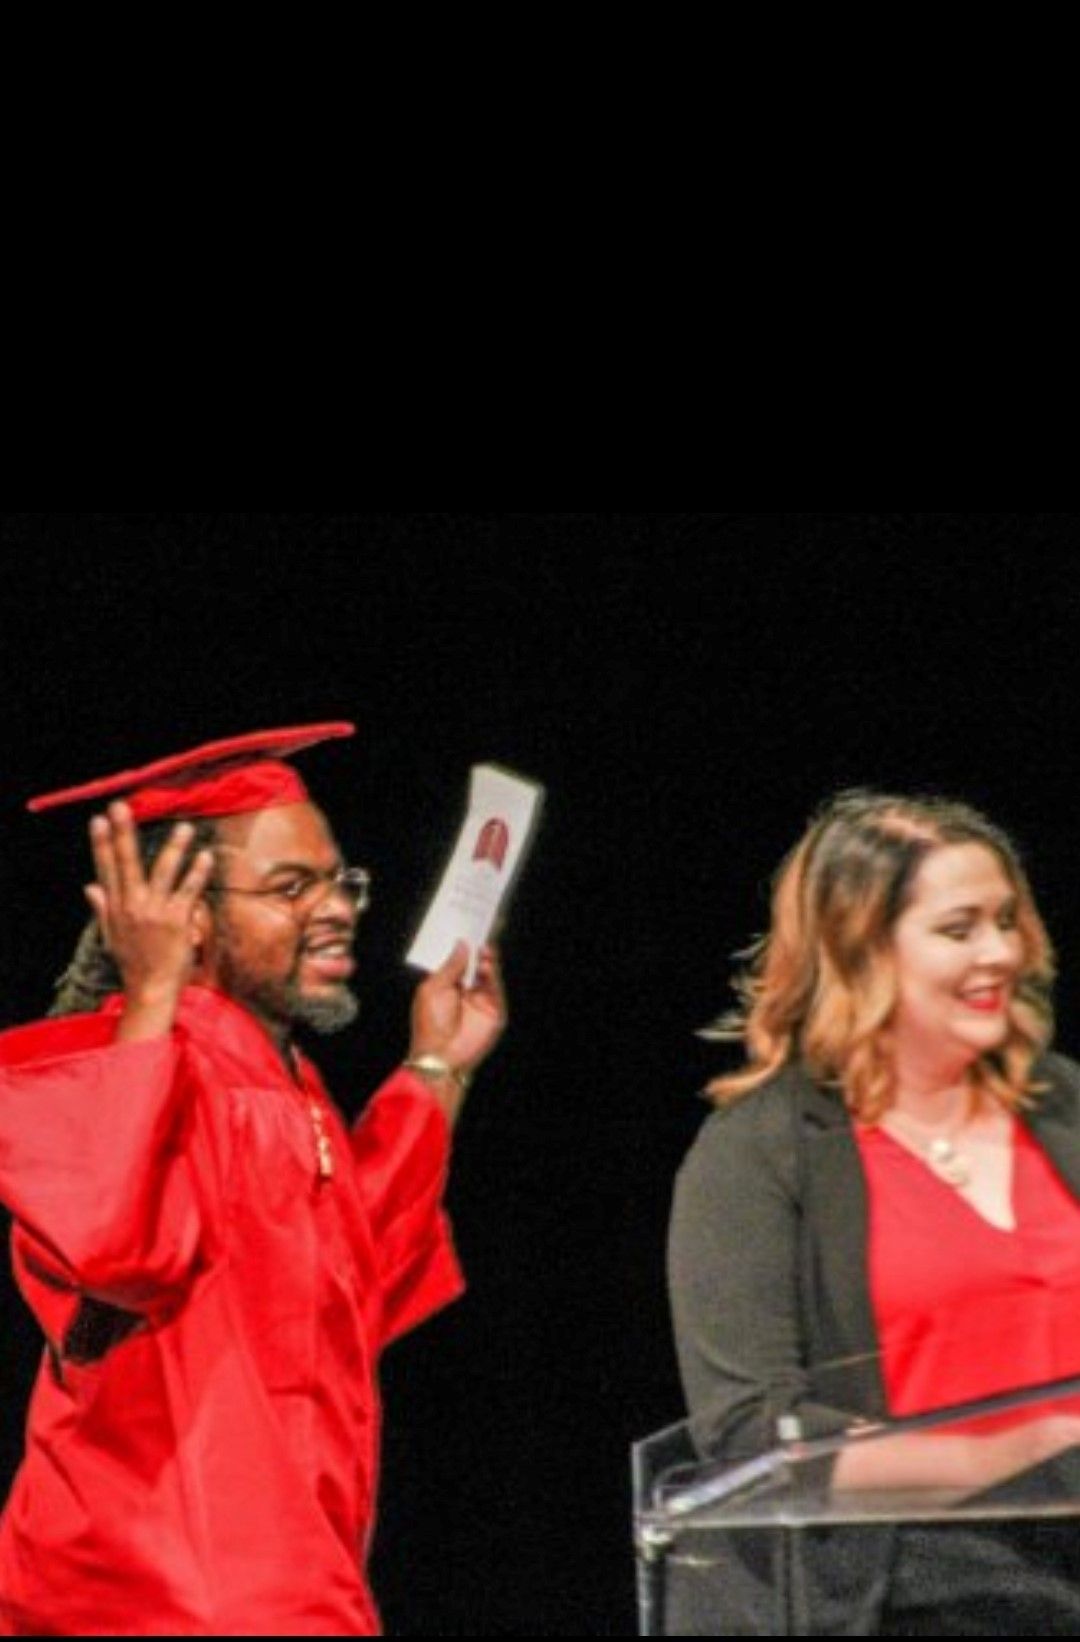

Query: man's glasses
left=207, top=865, right=372, bottom=916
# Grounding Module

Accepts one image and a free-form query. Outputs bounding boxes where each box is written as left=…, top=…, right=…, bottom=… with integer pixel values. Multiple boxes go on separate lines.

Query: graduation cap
left=27, top=722, right=356, bottom=824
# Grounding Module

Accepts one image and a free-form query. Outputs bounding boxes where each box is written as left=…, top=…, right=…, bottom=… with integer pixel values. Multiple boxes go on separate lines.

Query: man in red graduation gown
left=0, top=723, right=506, bottom=1636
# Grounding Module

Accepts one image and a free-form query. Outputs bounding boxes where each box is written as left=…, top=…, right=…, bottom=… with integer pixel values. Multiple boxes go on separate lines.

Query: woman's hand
left=835, top=1411, right=1080, bottom=1495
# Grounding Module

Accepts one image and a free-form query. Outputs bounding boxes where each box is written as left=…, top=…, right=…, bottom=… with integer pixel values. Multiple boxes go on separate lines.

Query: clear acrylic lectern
left=633, top=1374, right=1080, bottom=1635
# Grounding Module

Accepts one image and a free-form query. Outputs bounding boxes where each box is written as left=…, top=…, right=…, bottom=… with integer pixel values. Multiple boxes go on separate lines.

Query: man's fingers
left=89, top=815, right=121, bottom=903
left=84, top=882, right=107, bottom=922
left=108, top=802, right=147, bottom=898
left=147, top=822, right=197, bottom=894
left=433, top=940, right=471, bottom=985
left=474, top=945, right=505, bottom=999
left=176, top=848, right=216, bottom=899
left=83, top=883, right=113, bottom=949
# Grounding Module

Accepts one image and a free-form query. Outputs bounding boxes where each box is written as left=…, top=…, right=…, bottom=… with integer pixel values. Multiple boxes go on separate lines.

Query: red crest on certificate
left=473, top=818, right=510, bottom=871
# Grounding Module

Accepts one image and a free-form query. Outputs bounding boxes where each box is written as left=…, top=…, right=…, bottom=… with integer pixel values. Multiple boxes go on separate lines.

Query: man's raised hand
left=85, top=802, right=215, bottom=1038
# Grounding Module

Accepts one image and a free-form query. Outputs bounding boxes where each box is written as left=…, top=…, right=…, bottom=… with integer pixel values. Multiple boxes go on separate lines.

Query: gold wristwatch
left=402, top=1053, right=472, bottom=1093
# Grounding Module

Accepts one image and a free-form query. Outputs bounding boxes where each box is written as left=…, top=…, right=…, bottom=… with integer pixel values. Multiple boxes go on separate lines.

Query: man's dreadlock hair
left=50, top=818, right=220, bottom=1016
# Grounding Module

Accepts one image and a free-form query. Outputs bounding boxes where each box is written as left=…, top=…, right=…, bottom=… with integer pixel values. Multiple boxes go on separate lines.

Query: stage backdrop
left=2, top=513, right=1078, bottom=1635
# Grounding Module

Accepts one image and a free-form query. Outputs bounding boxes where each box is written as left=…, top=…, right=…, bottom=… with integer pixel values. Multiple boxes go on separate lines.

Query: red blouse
left=855, top=1119, right=1080, bottom=1421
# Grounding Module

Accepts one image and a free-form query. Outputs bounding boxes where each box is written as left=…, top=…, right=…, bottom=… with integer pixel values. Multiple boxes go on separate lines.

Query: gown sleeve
left=0, top=1013, right=204, bottom=1336
left=349, top=1067, right=465, bottom=1346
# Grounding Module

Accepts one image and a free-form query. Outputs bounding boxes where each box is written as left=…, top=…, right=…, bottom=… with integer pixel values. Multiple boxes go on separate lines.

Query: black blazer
left=665, top=1051, right=1080, bottom=1635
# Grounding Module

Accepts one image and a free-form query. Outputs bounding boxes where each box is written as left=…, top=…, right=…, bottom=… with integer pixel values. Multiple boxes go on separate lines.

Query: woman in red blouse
left=669, top=789, right=1080, bottom=1634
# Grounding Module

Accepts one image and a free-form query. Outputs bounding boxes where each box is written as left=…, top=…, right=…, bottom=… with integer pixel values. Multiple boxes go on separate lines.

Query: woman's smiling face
left=890, top=842, right=1024, bottom=1077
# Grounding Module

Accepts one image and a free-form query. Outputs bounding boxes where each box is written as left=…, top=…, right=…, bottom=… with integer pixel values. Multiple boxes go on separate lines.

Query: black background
left=2, top=513, right=1079, bottom=1635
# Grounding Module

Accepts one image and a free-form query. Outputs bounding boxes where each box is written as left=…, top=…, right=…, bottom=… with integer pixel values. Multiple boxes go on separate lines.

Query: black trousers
left=662, top=1456, right=1080, bottom=1637
left=880, top=1519, right=1080, bottom=1636
left=881, top=1453, right=1080, bottom=1637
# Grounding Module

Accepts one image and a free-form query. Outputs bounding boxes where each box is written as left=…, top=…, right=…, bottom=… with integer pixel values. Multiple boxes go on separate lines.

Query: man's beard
left=282, top=976, right=360, bottom=1035
left=216, top=942, right=360, bottom=1036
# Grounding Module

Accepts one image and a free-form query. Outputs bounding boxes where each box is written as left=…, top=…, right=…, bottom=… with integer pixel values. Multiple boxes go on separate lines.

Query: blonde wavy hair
left=707, top=790, right=1055, bottom=1120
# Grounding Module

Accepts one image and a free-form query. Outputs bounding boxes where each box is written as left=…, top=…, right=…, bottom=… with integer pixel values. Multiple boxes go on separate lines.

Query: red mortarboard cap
left=27, top=723, right=356, bottom=823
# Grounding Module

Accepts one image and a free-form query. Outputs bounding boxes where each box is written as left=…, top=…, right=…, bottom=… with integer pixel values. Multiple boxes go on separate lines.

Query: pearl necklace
left=922, top=1132, right=971, bottom=1188
left=883, top=1107, right=973, bottom=1189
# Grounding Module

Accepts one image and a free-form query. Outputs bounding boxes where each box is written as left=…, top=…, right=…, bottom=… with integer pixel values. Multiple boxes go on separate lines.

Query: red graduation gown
left=0, top=985, right=464, bottom=1636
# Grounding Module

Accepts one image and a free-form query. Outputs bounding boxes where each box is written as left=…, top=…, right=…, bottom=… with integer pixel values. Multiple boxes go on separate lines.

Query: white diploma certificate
left=406, top=763, right=544, bottom=983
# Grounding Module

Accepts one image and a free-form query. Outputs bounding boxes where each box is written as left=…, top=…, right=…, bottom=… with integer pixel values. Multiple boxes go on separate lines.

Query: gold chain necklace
left=308, top=1096, right=335, bottom=1181
left=284, top=1045, right=335, bottom=1182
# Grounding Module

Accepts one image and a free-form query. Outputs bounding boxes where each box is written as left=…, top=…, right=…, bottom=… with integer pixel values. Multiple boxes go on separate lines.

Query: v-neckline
left=872, top=1118, right=1019, bottom=1235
